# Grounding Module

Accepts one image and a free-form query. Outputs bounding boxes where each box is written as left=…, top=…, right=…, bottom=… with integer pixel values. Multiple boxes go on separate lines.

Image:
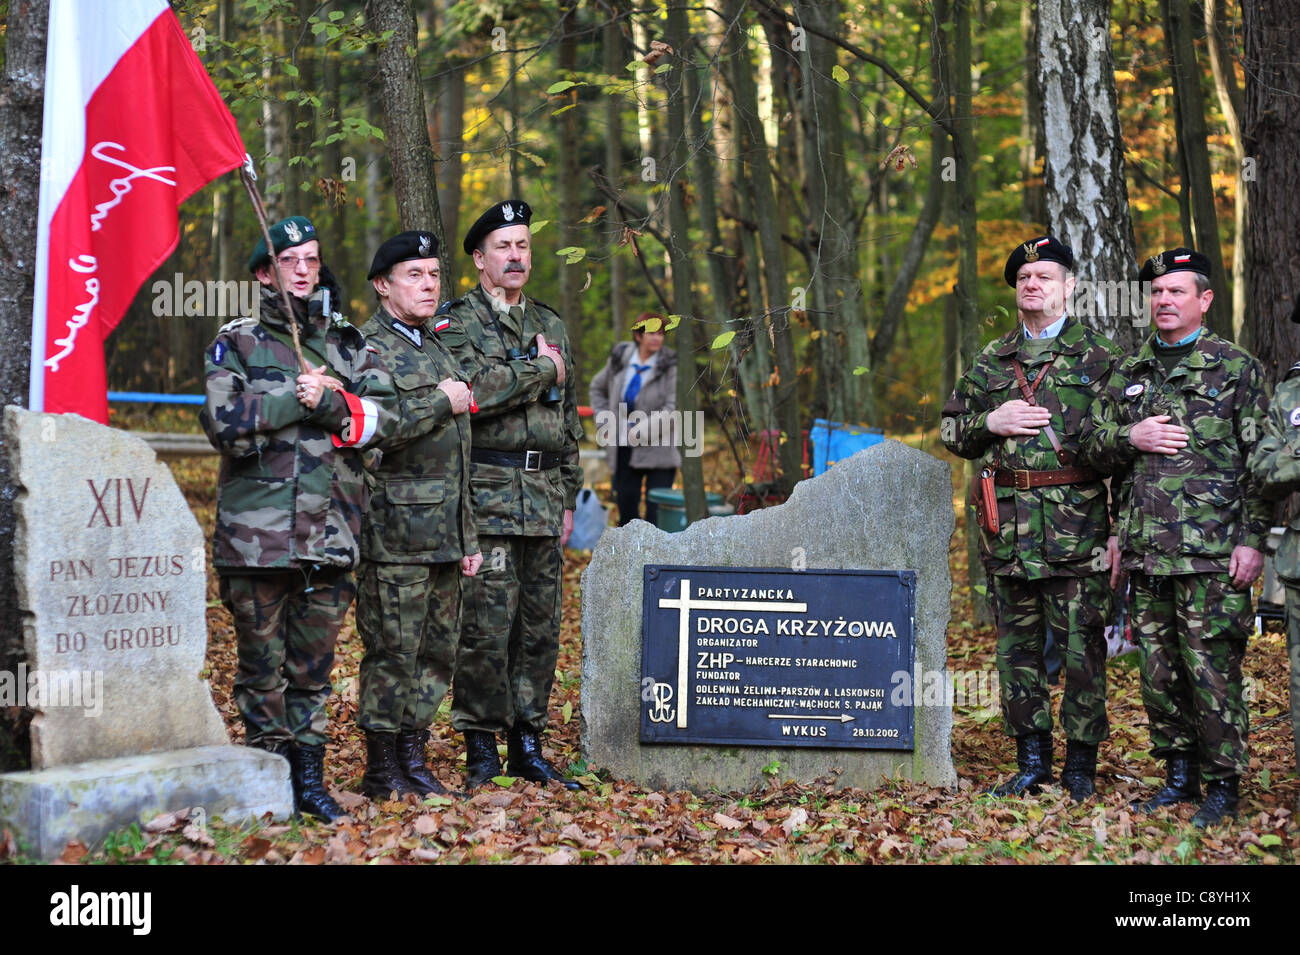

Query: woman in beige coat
left=589, top=313, right=681, bottom=525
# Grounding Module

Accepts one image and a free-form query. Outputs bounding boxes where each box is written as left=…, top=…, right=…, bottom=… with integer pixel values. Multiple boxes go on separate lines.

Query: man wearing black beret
left=354, top=230, right=482, bottom=799
left=943, top=236, right=1122, bottom=801
left=1084, top=247, right=1268, bottom=827
left=438, top=200, right=585, bottom=790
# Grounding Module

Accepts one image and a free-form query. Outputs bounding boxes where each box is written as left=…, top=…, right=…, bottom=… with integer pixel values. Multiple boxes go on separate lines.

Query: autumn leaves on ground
left=28, top=439, right=1300, bottom=866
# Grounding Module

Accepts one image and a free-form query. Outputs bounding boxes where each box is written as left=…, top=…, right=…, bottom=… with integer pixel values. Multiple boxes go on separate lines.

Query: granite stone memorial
left=0, top=407, right=292, bottom=858
left=581, top=439, right=957, bottom=792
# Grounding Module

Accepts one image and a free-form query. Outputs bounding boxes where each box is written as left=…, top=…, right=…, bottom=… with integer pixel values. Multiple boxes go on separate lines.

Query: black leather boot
left=989, top=733, right=1053, bottom=796
left=288, top=742, right=347, bottom=822
left=1192, top=776, right=1239, bottom=829
left=463, top=730, right=502, bottom=789
left=396, top=728, right=448, bottom=796
left=1138, top=752, right=1201, bottom=813
left=1061, top=741, right=1098, bottom=801
left=507, top=726, right=582, bottom=791
left=248, top=737, right=292, bottom=759
left=362, top=731, right=417, bottom=799
left=1038, top=731, right=1054, bottom=777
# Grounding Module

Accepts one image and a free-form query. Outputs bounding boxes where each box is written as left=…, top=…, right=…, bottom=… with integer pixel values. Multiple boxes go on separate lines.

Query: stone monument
left=0, top=408, right=291, bottom=858
left=581, top=439, right=957, bottom=792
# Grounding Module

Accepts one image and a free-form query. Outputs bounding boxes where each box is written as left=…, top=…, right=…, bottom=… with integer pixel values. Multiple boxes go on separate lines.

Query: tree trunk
left=365, top=0, right=445, bottom=244
left=1036, top=0, right=1140, bottom=350
left=0, top=0, right=50, bottom=770
left=603, top=16, right=625, bottom=344
left=953, top=0, right=990, bottom=624
left=319, top=16, right=351, bottom=304
left=794, top=0, right=871, bottom=426
left=1021, top=0, right=1046, bottom=225
left=871, top=0, right=949, bottom=372
left=728, top=0, right=804, bottom=496
left=557, top=2, right=585, bottom=379
left=666, top=3, right=706, bottom=525
left=1205, top=0, right=1249, bottom=346
left=286, top=0, right=316, bottom=210
left=1243, top=0, right=1300, bottom=383
left=364, top=52, right=386, bottom=268
left=210, top=0, right=235, bottom=284
left=1162, top=0, right=1230, bottom=338
left=261, top=16, right=286, bottom=219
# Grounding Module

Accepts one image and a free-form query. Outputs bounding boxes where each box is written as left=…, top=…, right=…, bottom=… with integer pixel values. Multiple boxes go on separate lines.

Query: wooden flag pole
left=239, top=164, right=310, bottom=373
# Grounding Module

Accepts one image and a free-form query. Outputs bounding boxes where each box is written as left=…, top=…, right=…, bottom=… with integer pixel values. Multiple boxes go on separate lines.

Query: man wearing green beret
left=1084, top=248, right=1268, bottom=827
left=943, top=236, right=1121, bottom=802
left=437, top=199, right=584, bottom=790
left=353, top=229, right=482, bottom=799
left=201, top=215, right=396, bottom=822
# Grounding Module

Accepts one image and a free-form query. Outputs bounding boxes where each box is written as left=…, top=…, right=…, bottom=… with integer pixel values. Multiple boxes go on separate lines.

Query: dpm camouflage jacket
left=201, top=286, right=395, bottom=571
left=941, top=316, right=1121, bottom=579
left=1081, top=330, right=1269, bottom=575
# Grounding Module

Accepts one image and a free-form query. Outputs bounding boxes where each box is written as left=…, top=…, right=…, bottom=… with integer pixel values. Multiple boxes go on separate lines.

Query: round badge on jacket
left=1124, top=383, right=1145, bottom=398
left=1289, top=406, right=1300, bottom=427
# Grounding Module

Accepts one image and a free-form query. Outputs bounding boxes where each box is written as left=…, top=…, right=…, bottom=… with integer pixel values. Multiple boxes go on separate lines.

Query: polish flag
left=30, top=0, right=247, bottom=422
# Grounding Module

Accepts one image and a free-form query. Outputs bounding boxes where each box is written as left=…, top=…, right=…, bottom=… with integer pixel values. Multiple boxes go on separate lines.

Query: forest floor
left=12, top=413, right=1298, bottom=865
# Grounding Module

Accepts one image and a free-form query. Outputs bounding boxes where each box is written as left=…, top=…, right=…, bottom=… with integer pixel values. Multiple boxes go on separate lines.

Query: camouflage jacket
left=941, top=316, right=1121, bottom=579
left=437, top=285, right=583, bottom=537
left=358, top=306, right=478, bottom=564
left=201, top=286, right=395, bottom=571
left=1247, top=366, right=1300, bottom=581
left=1081, top=330, right=1269, bottom=575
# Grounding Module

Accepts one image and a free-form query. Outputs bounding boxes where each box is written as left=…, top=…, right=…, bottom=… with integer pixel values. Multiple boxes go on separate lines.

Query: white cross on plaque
left=657, top=577, right=808, bottom=729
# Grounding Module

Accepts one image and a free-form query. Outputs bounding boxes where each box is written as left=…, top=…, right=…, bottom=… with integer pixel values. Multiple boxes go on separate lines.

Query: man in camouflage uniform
left=439, top=199, right=584, bottom=790
left=1247, top=343, right=1300, bottom=816
left=355, top=230, right=482, bottom=799
left=1083, top=248, right=1268, bottom=828
left=942, top=236, right=1120, bottom=800
left=202, top=215, right=394, bottom=822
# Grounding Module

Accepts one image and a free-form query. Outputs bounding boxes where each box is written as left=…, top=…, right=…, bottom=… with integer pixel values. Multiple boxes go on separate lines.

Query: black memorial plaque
left=639, top=565, right=915, bottom=750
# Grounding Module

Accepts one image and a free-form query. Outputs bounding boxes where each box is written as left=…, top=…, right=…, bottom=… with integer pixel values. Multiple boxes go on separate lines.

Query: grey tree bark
left=365, top=0, right=446, bottom=261
left=557, top=2, right=585, bottom=379
left=1205, top=0, right=1249, bottom=346
left=666, top=2, right=706, bottom=524
left=260, top=16, right=286, bottom=219
left=1036, top=0, right=1140, bottom=350
left=1242, top=0, right=1300, bottom=383
left=1161, top=0, right=1230, bottom=338
left=0, top=0, right=50, bottom=770
left=602, top=15, right=626, bottom=343
left=728, top=0, right=804, bottom=496
left=870, top=0, right=949, bottom=372
left=793, top=0, right=871, bottom=425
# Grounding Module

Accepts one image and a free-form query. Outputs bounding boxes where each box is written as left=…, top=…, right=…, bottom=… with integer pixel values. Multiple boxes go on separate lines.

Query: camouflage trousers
left=1130, top=571, right=1250, bottom=779
left=219, top=567, right=355, bottom=747
left=452, top=534, right=562, bottom=734
left=1285, top=585, right=1300, bottom=779
left=990, top=573, right=1110, bottom=742
left=356, top=559, right=462, bottom=733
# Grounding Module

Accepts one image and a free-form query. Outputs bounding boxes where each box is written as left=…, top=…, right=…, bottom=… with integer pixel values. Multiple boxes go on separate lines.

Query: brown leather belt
left=994, top=466, right=1098, bottom=489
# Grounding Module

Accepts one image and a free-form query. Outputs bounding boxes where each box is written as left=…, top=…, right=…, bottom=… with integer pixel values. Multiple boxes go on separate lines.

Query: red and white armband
left=330, top=391, right=381, bottom=448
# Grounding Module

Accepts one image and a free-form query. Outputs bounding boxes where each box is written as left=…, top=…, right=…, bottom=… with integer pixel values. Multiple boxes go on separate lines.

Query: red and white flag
left=31, top=0, right=246, bottom=422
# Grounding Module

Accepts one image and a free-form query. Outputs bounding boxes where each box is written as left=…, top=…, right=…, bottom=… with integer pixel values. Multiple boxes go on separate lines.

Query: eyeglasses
left=277, top=253, right=321, bottom=270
